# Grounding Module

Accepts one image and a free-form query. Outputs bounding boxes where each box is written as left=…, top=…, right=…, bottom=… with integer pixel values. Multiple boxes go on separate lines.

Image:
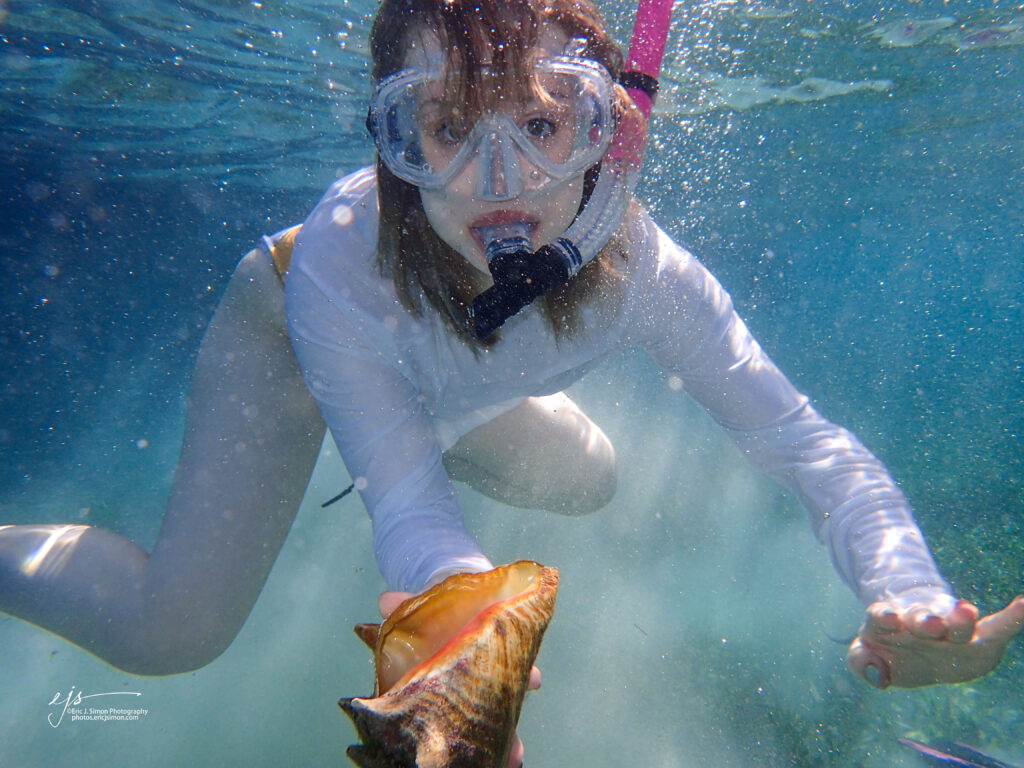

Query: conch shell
left=339, top=560, right=559, bottom=768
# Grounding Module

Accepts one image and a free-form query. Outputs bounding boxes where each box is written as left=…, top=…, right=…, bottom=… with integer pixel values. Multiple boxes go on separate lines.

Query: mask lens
left=372, top=73, right=453, bottom=186
left=370, top=58, right=614, bottom=192
left=530, top=68, right=608, bottom=167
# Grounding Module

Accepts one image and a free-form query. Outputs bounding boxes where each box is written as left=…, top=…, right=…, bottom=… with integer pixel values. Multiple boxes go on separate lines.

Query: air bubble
left=332, top=204, right=354, bottom=226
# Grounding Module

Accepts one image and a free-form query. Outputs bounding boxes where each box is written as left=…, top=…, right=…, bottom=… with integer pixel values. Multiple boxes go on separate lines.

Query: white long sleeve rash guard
left=285, top=167, right=955, bottom=610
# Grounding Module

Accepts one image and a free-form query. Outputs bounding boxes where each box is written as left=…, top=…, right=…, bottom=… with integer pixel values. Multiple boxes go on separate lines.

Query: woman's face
left=410, top=25, right=587, bottom=276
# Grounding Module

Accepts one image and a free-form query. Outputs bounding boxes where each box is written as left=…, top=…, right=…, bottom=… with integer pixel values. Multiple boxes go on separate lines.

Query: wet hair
left=370, top=0, right=633, bottom=346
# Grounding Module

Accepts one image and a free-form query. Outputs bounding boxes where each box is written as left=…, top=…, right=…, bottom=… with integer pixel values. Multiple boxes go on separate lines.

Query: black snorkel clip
left=470, top=234, right=583, bottom=341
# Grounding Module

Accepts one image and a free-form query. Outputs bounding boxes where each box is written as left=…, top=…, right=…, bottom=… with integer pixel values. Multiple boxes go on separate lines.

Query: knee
left=557, top=434, right=617, bottom=515
left=567, top=469, right=617, bottom=515
left=106, top=625, right=235, bottom=676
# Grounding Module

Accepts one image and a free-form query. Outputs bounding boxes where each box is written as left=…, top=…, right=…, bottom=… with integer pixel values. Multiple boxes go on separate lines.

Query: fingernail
left=864, top=664, right=881, bottom=687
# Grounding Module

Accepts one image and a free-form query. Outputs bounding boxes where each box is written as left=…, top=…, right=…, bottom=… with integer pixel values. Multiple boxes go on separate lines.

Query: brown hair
left=370, top=0, right=633, bottom=346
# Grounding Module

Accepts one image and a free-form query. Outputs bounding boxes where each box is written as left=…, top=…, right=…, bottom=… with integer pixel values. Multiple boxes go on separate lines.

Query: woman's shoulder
left=316, top=166, right=379, bottom=210
left=613, top=203, right=738, bottom=343
left=298, top=166, right=379, bottom=252
left=287, top=167, right=385, bottom=288
left=285, top=168, right=412, bottom=337
left=619, top=204, right=702, bottom=291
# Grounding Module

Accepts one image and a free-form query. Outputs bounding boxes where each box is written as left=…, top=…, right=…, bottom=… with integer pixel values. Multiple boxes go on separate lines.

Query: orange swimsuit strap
left=267, top=224, right=302, bottom=279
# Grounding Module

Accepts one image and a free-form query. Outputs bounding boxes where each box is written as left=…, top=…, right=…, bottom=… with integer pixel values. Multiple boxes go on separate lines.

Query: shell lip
left=373, top=560, right=557, bottom=696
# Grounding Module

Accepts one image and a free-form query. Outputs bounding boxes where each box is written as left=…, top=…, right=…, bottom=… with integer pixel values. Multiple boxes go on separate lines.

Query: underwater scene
left=1, top=0, right=1022, bottom=765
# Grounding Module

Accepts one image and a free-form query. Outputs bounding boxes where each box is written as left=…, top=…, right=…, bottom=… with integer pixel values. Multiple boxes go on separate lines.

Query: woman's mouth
left=469, top=212, right=538, bottom=252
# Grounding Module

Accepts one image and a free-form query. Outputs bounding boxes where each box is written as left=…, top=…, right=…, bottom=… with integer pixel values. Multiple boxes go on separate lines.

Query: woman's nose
left=473, top=130, right=524, bottom=201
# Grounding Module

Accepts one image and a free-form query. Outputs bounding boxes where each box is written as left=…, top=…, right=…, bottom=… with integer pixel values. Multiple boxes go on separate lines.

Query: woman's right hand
left=377, top=591, right=541, bottom=768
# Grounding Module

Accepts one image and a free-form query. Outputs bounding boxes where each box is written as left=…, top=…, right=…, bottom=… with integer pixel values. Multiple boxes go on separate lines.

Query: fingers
left=528, top=666, right=541, bottom=691
left=503, top=668, right=540, bottom=767
left=974, top=595, right=1024, bottom=644
left=504, top=668, right=540, bottom=766
left=846, top=638, right=891, bottom=689
left=864, top=603, right=903, bottom=635
left=945, top=600, right=980, bottom=644
left=378, top=591, right=413, bottom=619
left=867, top=600, right=978, bottom=643
left=905, top=608, right=947, bottom=639
left=506, top=733, right=524, bottom=768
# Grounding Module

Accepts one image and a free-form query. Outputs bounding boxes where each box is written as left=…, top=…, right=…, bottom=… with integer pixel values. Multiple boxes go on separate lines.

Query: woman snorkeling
left=1, top=0, right=1022, bottom=762
left=287, top=0, right=1023, bottom=692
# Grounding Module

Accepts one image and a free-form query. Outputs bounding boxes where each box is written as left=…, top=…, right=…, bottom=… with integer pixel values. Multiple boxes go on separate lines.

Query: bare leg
left=0, top=249, right=324, bottom=675
left=443, top=393, right=617, bottom=514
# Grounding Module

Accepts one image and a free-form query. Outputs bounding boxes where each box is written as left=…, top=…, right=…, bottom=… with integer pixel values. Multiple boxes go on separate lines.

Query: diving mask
left=368, top=57, right=616, bottom=200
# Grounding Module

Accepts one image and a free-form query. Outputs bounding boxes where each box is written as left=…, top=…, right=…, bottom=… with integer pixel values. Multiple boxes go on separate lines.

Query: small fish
left=898, top=737, right=1021, bottom=768
left=824, top=632, right=856, bottom=646
left=869, top=17, right=957, bottom=47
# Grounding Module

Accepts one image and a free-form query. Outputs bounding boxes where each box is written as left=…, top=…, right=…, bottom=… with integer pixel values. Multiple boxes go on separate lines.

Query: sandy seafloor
left=1, top=0, right=1022, bottom=765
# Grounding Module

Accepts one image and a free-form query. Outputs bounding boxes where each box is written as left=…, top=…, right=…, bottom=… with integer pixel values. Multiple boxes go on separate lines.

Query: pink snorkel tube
left=605, top=0, right=673, bottom=173
left=471, top=0, right=676, bottom=340
left=623, top=0, right=674, bottom=120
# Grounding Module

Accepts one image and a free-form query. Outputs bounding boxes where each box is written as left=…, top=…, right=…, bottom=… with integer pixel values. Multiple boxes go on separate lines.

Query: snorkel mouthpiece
left=481, top=222, right=533, bottom=264
left=472, top=225, right=581, bottom=340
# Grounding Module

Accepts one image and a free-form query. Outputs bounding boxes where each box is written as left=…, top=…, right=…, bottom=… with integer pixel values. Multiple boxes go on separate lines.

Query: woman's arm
left=282, top=169, right=492, bottom=593
left=0, top=247, right=323, bottom=675
left=285, top=251, right=492, bottom=594
left=633, top=223, right=953, bottom=608
left=632, top=219, right=1022, bottom=685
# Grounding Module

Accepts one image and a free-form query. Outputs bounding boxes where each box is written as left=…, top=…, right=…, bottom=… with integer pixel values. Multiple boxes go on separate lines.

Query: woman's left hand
left=847, top=595, right=1024, bottom=688
left=378, top=591, right=541, bottom=768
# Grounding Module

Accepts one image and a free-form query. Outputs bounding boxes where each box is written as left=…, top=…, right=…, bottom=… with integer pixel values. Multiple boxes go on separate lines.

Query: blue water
left=1, top=0, right=1022, bottom=765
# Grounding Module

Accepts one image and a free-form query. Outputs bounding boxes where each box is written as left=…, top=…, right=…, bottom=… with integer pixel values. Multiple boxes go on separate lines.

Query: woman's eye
left=523, top=117, right=556, bottom=140
left=422, top=112, right=465, bottom=146
left=434, top=123, right=463, bottom=145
